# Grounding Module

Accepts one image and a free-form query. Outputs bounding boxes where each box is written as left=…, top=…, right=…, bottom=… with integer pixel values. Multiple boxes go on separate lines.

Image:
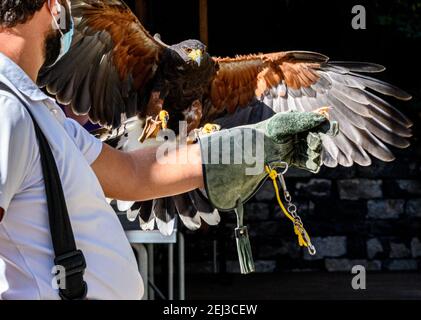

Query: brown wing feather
left=38, top=0, right=165, bottom=128
left=210, top=51, right=325, bottom=114
left=210, top=55, right=262, bottom=113
left=209, top=51, right=412, bottom=167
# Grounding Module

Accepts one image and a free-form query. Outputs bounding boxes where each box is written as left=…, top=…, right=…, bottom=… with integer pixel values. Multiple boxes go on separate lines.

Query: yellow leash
left=265, top=165, right=316, bottom=255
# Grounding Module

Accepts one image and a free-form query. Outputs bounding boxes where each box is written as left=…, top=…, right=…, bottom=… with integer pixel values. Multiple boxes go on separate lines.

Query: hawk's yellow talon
left=159, top=110, right=170, bottom=129
left=138, top=110, right=170, bottom=142
left=314, top=106, right=331, bottom=120
left=202, top=123, right=221, bottom=134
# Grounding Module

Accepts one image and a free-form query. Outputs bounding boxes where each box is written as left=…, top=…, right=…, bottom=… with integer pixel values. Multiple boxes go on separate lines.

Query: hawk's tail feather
left=132, top=190, right=219, bottom=235
left=154, top=198, right=176, bottom=236
left=117, top=200, right=136, bottom=212
left=199, top=209, right=221, bottom=226
left=189, top=189, right=221, bottom=226
left=173, top=193, right=202, bottom=231
left=138, top=200, right=155, bottom=231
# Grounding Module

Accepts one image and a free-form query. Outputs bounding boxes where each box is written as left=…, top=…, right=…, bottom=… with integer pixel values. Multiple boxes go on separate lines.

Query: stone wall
left=185, top=144, right=421, bottom=273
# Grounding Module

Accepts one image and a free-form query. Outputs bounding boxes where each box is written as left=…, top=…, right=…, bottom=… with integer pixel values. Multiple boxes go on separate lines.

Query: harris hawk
left=37, top=0, right=412, bottom=235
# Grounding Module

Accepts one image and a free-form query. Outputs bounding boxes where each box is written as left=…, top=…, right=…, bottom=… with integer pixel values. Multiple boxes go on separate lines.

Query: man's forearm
left=127, top=143, right=204, bottom=200
left=92, top=142, right=204, bottom=202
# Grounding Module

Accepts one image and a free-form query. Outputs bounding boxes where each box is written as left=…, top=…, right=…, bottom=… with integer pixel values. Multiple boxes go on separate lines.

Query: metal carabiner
left=307, top=244, right=317, bottom=256
left=278, top=162, right=289, bottom=176
left=277, top=173, right=288, bottom=192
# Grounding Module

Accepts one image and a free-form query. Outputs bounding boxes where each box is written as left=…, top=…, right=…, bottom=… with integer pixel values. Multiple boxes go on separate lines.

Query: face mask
left=47, top=0, right=74, bottom=66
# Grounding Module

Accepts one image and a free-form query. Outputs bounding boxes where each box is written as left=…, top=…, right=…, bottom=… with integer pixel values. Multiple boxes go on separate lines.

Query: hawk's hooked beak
left=188, top=49, right=203, bottom=66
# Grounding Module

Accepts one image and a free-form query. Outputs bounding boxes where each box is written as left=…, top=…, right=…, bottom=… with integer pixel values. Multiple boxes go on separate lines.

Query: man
left=0, top=0, right=331, bottom=299
left=0, top=0, right=204, bottom=300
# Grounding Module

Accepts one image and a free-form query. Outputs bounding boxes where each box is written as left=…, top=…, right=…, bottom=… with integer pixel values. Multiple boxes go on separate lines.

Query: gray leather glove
left=199, top=110, right=338, bottom=274
left=200, top=111, right=338, bottom=211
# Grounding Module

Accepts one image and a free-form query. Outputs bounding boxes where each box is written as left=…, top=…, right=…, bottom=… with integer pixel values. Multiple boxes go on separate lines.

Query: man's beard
left=43, top=27, right=61, bottom=68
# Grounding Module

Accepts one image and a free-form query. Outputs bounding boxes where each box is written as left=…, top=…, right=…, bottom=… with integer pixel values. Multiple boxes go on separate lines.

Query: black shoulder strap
left=0, top=82, right=87, bottom=300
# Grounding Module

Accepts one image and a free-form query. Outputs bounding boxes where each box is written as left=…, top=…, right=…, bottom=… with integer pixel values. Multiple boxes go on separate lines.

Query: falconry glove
left=201, top=110, right=338, bottom=210
left=199, top=111, right=339, bottom=273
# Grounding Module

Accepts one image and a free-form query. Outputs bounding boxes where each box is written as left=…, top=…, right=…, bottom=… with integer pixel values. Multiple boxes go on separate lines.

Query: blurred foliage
left=374, top=0, right=421, bottom=38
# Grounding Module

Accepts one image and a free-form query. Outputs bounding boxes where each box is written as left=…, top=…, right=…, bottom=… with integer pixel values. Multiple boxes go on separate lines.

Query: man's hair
left=0, top=0, right=47, bottom=28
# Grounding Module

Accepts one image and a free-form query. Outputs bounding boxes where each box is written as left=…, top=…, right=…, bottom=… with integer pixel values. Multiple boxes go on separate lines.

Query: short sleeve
left=0, top=95, right=34, bottom=212
left=63, top=118, right=103, bottom=165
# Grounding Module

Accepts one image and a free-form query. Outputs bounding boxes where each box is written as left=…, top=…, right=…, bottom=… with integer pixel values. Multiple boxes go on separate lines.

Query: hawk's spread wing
left=208, top=51, right=413, bottom=167
left=38, top=0, right=165, bottom=128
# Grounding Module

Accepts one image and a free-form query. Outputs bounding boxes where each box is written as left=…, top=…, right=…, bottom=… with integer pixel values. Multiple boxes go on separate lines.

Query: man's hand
left=91, top=143, right=204, bottom=202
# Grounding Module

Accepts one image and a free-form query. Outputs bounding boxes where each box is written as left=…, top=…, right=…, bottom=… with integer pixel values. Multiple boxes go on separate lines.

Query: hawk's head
left=171, top=39, right=207, bottom=67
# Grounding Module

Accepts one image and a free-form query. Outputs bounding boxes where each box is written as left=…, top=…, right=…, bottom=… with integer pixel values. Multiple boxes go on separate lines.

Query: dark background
left=125, top=0, right=421, bottom=298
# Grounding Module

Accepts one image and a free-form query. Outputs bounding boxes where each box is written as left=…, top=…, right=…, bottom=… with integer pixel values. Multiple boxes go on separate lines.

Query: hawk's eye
left=185, top=48, right=193, bottom=54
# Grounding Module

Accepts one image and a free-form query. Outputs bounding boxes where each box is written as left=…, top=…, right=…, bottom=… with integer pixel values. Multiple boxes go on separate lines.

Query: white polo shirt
left=0, top=53, right=143, bottom=300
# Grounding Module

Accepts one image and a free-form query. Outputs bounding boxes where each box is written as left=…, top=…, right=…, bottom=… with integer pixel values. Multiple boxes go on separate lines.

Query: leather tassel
left=234, top=201, right=255, bottom=274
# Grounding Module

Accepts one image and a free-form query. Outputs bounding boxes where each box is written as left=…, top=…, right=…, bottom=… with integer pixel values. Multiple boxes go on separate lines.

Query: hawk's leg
left=184, top=100, right=221, bottom=143
left=183, top=99, right=203, bottom=134
left=188, top=123, right=222, bottom=144
left=139, top=91, right=170, bottom=142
